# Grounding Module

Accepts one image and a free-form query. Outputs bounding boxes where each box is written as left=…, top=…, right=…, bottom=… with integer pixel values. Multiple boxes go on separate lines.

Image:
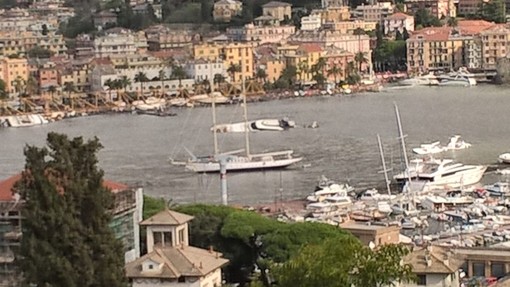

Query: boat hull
left=186, top=157, right=303, bottom=173
left=417, top=165, right=487, bottom=190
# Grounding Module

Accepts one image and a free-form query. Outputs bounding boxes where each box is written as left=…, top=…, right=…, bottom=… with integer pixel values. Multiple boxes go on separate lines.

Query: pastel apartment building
left=125, top=209, right=229, bottom=287
left=0, top=57, right=29, bottom=94
left=480, top=24, right=510, bottom=70
left=184, top=59, right=227, bottom=82
left=213, top=0, right=242, bottom=22
left=290, top=30, right=371, bottom=56
left=0, top=31, right=67, bottom=57
left=383, top=12, right=414, bottom=35
left=93, top=28, right=148, bottom=58
left=262, top=1, right=292, bottom=21
left=194, top=42, right=254, bottom=82
left=226, top=21, right=296, bottom=44
left=311, top=6, right=351, bottom=23
left=404, top=0, right=456, bottom=19
left=457, top=0, right=483, bottom=16
left=352, top=2, right=394, bottom=22
left=145, top=25, right=201, bottom=50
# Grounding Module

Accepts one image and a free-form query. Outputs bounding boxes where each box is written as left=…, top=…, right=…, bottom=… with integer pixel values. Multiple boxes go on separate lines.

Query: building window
left=178, top=276, right=186, bottom=282
left=416, top=275, right=426, bottom=286
left=153, top=231, right=173, bottom=247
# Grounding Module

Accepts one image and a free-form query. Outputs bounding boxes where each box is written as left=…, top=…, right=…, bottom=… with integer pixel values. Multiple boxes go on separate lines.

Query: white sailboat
left=176, top=59, right=302, bottom=173
left=211, top=118, right=296, bottom=133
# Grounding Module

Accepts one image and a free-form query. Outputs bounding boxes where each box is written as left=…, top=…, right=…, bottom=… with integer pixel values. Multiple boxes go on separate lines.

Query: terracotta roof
left=297, top=43, right=323, bottom=53
left=125, top=246, right=229, bottom=279
left=480, top=23, right=510, bottom=35
left=140, top=209, right=194, bottom=226
left=409, top=27, right=451, bottom=41
left=457, top=20, right=496, bottom=35
left=404, top=246, right=463, bottom=274
left=387, top=12, right=412, bottom=20
left=262, top=1, right=291, bottom=7
left=0, top=173, right=130, bottom=201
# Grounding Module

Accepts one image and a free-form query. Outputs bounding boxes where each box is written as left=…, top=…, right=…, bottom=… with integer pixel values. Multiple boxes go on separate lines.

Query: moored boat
left=0, top=114, right=49, bottom=128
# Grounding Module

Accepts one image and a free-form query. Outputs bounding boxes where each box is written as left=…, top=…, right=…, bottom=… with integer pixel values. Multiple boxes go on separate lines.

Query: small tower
left=140, top=208, right=194, bottom=253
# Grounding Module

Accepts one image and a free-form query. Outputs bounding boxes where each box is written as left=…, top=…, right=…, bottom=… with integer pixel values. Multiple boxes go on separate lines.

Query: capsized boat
left=0, top=114, right=49, bottom=128
left=445, top=135, right=471, bottom=151
left=499, top=153, right=510, bottom=164
left=212, top=118, right=296, bottom=133
left=412, top=141, right=446, bottom=155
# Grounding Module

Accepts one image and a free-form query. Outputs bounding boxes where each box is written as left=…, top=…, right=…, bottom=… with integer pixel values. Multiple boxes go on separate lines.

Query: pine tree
left=16, top=132, right=127, bottom=286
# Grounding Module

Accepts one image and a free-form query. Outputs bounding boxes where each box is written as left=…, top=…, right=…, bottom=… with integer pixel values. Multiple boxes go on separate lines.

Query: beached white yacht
left=212, top=118, right=296, bottom=133
left=438, top=68, right=477, bottom=86
left=0, top=114, right=49, bottom=128
left=359, top=188, right=396, bottom=202
left=407, top=159, right=487, bottom=191
left=412, top=141, right=446, bottom=155
left=399, top=73, right=439, bottom=86
left=132, top=97, right=166, bottom=111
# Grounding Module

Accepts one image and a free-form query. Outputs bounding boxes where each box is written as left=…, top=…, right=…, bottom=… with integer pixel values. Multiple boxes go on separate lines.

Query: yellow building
left=406, top=27, right=469, bottom=73
left=213, top=0, right=243, bottom=22
left=0, top=57, right=29, bottom=94
left=193, top=43, right=222, bottom=61
left=330, top=20, right=377, bottom=34
left=222, top=42, right=254, bottom=82
left=0, top=31, right=67, bottom=57
left=311, top=6, right=351, bottom=23
left=480, top=24, right=510, bottom=70
left=262, top=1, right=292, bottom=21
left=285, top=43, right=324, bottom=83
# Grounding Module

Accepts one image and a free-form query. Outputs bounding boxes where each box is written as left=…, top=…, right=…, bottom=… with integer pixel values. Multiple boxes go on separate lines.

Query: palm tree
left=158, top=69, right=166, bottom=97
left=63, top=81, right=76, bottom=109
left=354, top=52, right=368, bottom=73
left=13, top=76, right=25, bottom=96
left=311, top=58, right=327, bottom=76
left=213, top=73, right=225, bottom=91
left=297, top=61, right=310, bottom=83
left=134, top=71, right=149, bottom=99
left=171, top=64, right=187, bottom=88
left=0, top=79, right=7, bottom=100
left=227, top=63, right=241, bottom=83
left=104, top=79, right=115, bottom=100
left=26, top=76, right=38, bottom=96
left=447, top=17, right=458, bottom=27
left=346, top=61, right=360, bottom=85
left=119, top=76, right=131, bottom=97
left=255, top=68, right=268, bottom=83
left=327, top=65, right=342, bottom=86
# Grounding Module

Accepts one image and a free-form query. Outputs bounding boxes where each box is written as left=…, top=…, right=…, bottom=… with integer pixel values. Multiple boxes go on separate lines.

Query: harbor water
left=1, top=85, right=510, bottom=205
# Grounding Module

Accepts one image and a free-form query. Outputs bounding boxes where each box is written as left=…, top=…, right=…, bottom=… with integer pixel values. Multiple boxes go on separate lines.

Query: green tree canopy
left=273, top=238, right=415, bottom=287
left=0, top=78, right=7, bottom=99
left=27, top=46, right=54, bottom=59
left=414, top=8, right=442, bottom=28
left=16, top=132, right=127, bottom=286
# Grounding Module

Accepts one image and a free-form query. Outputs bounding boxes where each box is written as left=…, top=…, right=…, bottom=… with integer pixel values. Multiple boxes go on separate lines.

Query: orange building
left=38, top=63, right=59, bottom=89
left=0, top=57, right=29, bottom=94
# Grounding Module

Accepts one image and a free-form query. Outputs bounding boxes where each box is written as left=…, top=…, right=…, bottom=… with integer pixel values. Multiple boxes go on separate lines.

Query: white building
left=321, top=0, right=346, bottom=8
left=184, top=59, right=227, bottom=82
left=352, top=2, right=394, bottom=22
left=383, top=12, right=414, bottom=35
left=300, top=14, right=322, bottom=31
left=94, top=29, right=148, bottom=57
left=125, top=209, right=229, bottom=287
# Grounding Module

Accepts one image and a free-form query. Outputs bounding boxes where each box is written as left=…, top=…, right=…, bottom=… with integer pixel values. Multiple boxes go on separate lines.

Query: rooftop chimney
left=199, top=261, right=203, bottom=269
left=425, top=255, right=432, bottom=267
left=209, top=246, right=213, bottom=253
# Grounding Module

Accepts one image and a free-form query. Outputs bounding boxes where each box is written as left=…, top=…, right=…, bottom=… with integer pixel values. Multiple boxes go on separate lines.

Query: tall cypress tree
left=16, top=132, right=127, bottom=286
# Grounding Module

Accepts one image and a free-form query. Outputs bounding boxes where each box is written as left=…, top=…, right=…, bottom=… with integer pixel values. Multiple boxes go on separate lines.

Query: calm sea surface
left=2, top=85, right=510, bottom=205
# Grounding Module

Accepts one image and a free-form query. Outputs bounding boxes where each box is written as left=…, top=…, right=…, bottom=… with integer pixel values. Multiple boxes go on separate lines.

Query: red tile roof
left=298, top=43, right=323, bottom=53
left=0, top=173, right=129, bottom=201
left=457, top=20, right=496, bottom=35
left=387, top=12, right=412, bottom=20
left=409, top=27, right=451, bottom=41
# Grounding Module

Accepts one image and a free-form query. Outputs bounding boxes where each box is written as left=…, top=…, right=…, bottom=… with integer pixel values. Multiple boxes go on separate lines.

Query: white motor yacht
left=412, top=141, right=446, bottom=155
left=484, top=182, right=510, bottom=196
left=359, top=188, right=395, bottom=202
left=306, top=183, right=354, bottom=203
left=190, top=92, right=230, bottom=104
left=399, top=73, right=439, bottom=86
left=408, top=159, right=487, bottom=191
left=438, top=68, right=477, bottom=86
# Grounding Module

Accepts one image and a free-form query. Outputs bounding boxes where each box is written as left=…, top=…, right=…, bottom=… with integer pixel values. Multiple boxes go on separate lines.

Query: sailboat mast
left=394, top=103, right=415, bottom=209
left=377, top=134, right=391, bottom=196
left=241, top=47, right=250, bottom=157
left=212, top=92, right=219, bottom=155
